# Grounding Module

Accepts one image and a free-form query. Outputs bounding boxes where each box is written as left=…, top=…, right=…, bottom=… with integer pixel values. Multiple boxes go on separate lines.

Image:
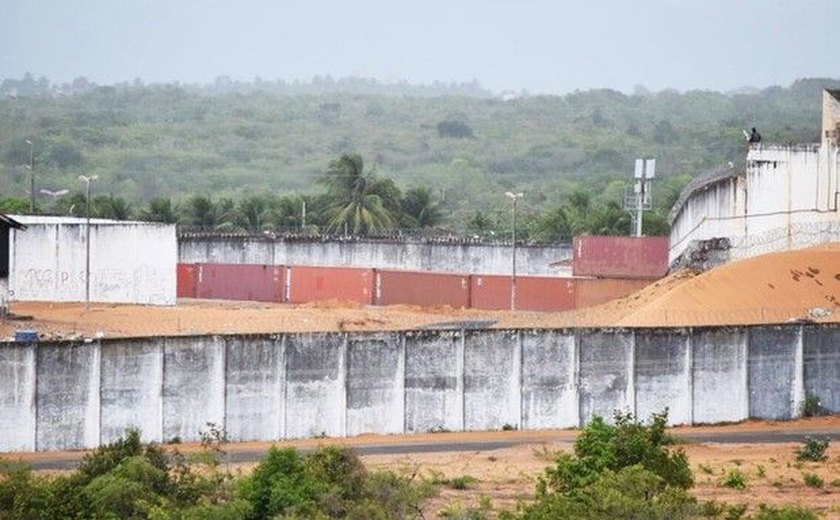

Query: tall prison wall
left=1, top=324, right=838, bottom=452
left=178, top=237, right=571, bottom=276
left=668, top=144, right=840, bottom=266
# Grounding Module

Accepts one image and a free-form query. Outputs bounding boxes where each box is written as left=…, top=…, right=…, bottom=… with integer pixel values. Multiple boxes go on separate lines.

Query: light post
left=40, top=188, right=70, bottom=211
left=505, top=191, right=524, bottom=311
left=79, top=175, right=98, bottom=310
left=25, top=140, right=35, bottom=213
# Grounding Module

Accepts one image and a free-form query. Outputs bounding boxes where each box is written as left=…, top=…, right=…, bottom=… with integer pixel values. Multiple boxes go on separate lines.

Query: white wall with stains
left=669, top=143, right=840, bottom=265
left=7, top=216, right=176, bottom=305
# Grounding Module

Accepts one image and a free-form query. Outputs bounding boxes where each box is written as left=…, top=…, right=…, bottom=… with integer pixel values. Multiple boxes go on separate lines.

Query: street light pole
left=40, top=189, right=70, bottom=212
left=505, top=191, right=524, bottom=311
left=25, top=140, right=35, bottom=213
left=79, top=175, right=98, bottom=310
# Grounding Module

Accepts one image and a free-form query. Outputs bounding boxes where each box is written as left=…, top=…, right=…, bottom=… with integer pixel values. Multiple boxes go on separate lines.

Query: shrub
left=795, top=437, right=829, bottom=462
left=802, top=472, right=823, bottom=488
left=238, top=445, right=436, bottom=519
left=522, top=411, right=699, bottom=519
left=751, top=504, right=820, bottom=519
left=449, top=475, right=477, bottom=490
left=537, top=410, right=693, bottom=497
left=801, top=394, right=826, bottom=417
left=524, top=465, right=697, bottom=520
left=720, top=469, right=748, bottom=490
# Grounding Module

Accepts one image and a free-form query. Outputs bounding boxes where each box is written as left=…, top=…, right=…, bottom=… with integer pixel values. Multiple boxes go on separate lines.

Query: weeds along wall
left=1, top=324, right=838, bottom=452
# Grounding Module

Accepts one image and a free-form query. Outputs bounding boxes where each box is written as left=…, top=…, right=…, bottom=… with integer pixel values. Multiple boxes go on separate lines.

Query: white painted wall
left=179, top=237, right=572, bottom=276
left=2, top=324, right=827, bottom=452
left=8, top=216, right=176, bottom=305
left=669, top=143, right=840, bottom=265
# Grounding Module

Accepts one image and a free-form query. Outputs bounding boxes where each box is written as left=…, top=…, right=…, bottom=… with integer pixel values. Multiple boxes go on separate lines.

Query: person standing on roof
left=748, top=127, right=762, bottom=143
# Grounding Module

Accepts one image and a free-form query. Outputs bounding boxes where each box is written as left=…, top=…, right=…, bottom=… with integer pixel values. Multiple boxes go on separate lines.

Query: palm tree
left=236, top=195, right=270, bottom=232
left=401, top=187, right=443, bottom=229
left=533, top=207, right=572, bottom=242
left=93, top=194, right=131, bottom=220
left=181, top=195, right=217, bottom=229
left=140, top=197, right=177, bottom=223
left=319, top=153, right=399, bottom=235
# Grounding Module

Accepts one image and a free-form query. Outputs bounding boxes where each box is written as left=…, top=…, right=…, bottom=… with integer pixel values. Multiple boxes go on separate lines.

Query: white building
left=668, top=90, right=840, bottom=267
left=8, top=216, right=177, bottom=305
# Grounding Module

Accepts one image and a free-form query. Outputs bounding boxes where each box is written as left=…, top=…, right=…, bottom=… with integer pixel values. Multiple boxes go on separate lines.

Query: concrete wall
left=1, top=323, right=838, bottom=452
left=8, top=216, right=177, bottom=305
left=634, top=329, right=692, bottom=425
left=403, top=331, right=463, bottom=433
left=179, top=236, right=571, bottom=276
left=668, top=144, right=840, bottom=266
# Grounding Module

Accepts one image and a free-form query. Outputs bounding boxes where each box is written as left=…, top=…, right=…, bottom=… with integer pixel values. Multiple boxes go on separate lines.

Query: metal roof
left=0, top=213, right=26, bottom=230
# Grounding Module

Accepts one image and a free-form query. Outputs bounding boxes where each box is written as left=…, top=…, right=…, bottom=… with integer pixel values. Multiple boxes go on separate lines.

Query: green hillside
left=1, top=76, right=837, bottom=239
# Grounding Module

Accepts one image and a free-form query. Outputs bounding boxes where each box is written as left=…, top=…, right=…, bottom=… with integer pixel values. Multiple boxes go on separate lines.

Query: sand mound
left=549, top=243, right=840, bottom=327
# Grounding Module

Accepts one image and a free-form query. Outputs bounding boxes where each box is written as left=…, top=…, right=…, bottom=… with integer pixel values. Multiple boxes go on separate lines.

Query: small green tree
left=523, top=411, right=695, bottom=519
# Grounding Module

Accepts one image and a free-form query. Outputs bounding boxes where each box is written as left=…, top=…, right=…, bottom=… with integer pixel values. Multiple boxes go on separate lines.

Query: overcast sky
left=1, top=0, right=837, bottom=94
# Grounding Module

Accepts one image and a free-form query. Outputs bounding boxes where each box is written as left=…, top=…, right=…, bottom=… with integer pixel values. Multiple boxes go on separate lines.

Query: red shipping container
left=572, top=236, right=669, bottom=279
left=176, top=263, right=198, bottom=298
left=574, top=277, right=651, bottom=309
left=287, top=266, right=374, bottom=305
left=374, top=270, right=470, bottom=308
left=470, top=275, right=575, bottom=312
left=195, top=263, right=284, bottom=302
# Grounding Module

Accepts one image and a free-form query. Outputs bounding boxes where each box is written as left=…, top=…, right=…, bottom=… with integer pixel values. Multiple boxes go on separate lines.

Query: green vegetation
left=801, top=394, right=826, bottom=417
left=448, top=475, right=478, bottom=490
left=520, top=410, right=697, bottom=519
left=2, top=76, right=838, bottom=238
left=795, top=437, right=830, bottom=462
left=720, top=469, right=748, bottom=490
left=0, top=416, right=825, bottom=519
left=802, top=472, right=823, bottom=488
left=0, top=430, right=436, bottom=520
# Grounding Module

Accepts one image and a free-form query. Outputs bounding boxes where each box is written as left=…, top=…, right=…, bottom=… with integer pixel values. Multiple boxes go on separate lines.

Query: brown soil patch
left=363, top=435, right=840, bottom=518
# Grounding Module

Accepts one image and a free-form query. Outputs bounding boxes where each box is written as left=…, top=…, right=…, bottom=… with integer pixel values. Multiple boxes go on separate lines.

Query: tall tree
left=319, top=154, right=399, bottom=235
left=235, top=195, right=270, bottom=232
left=140, top=197, right=177, bottom=223
left=181, top=195, right=217, bottom=228
left=401, top=187, right=443, bottom=229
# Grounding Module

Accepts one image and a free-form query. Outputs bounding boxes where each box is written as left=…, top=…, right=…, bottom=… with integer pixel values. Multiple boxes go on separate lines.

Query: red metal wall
left=287, top=266, right=374, bottom=305
left=195, top=263, right=284, bottom=302
left=176, top=263, right=198, bottom=298
left=374, top=270, right=471, bottom=308
left=574, top=278, right=651, bottom=309
left=471, top=275, right=575, bottom=312
left=572, top=236, right=669, bottom=279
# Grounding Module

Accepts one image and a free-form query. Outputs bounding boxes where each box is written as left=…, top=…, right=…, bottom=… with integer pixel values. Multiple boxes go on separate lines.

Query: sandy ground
left=2, top=243, right=838, bottom=341
left=365, top=436, right=840, bottom=518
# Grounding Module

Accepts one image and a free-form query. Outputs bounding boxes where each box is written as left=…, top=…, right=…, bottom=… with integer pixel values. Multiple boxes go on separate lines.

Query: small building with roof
left=7, top=215, right=176, bottom=305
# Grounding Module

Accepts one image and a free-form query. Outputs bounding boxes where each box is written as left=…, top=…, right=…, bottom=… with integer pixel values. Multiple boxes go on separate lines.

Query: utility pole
left=505, top=191, right=524, bottom=311
left=301, top=200, right=306, bottom=230
left=79, top=175, right=98, bottom=310
left=26, top=140, right=35, bottom=213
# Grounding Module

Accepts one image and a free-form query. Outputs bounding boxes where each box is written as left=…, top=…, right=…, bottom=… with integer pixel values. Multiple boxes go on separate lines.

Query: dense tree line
left=1, top=76, right=838, bottom=240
